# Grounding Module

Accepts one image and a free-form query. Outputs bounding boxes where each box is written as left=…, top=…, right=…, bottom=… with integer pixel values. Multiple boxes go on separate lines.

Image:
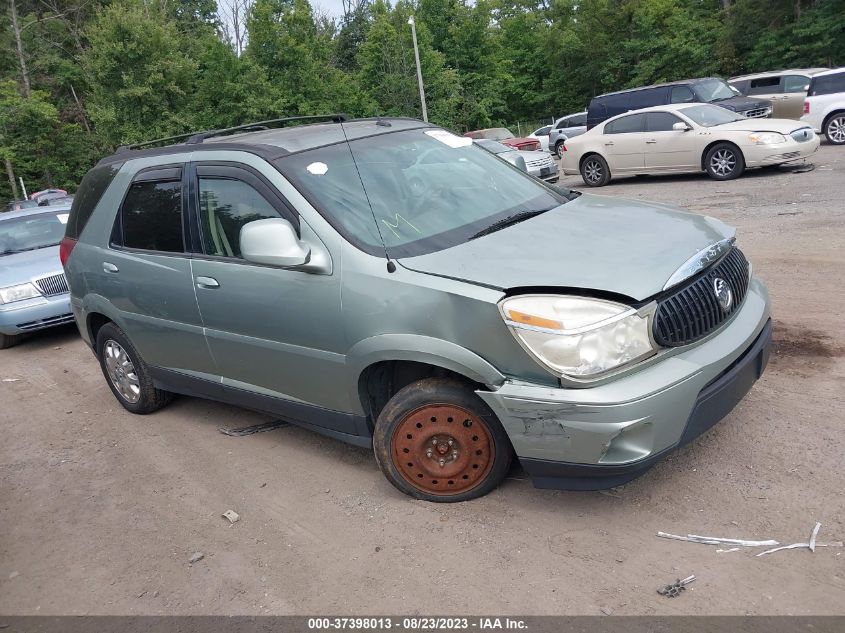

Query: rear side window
left=65, top=163, right=123, bottom=239
left=748, top=76, right=782, bottom=95
left=117, top=178, right=184, bottom=252
left=670, top=86, right=696, bottom=103
left=629, top=87, right=667, bottom=109
left=808, top=72, right=845, bottom=96
left=783, top=75, right=810, bottom=93
left=605, top=113, right=646, bottom=134
left=570, top=113, right=587, bottom=126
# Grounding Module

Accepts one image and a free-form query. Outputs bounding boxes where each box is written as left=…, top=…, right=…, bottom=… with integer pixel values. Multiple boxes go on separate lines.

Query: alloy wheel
left=103, top=340, right=141, bottom=403
left=710, top=149, right=737, bottom=177
left=583, top=158, right=603, bottom=184
left=828, top=116, right=845, bottom=143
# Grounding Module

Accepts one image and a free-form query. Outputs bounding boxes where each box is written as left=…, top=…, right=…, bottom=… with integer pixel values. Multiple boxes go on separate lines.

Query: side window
left=670, top=86, right=696, bottom=103
left=632, top=88, right=667, bottom=108
left=198, top=177, right=283, bottom=258
left=748, top=76, right=782, bottom=95
left=809, top=72, right=845, bottom=96
left=605, top=114, right=646, bottom=134
left=783, top=75, right=810, bottom=93
left=570, top=113, right=587, bottom=126
left=646, top=112, right=684, bottom=132
left=118, top=178, right=183, bottom=253
left=730, top=80, right=749, bottom=95
left=66, top=162, right=123, bottom=240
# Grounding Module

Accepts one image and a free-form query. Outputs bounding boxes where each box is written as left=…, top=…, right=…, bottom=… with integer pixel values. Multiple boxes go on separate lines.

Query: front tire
left=824, top=114, right=845, bottom=145
left=373, top=378, right=512, bottom=502
left=580, top=154, right=611, bottom=187
left=0, top=332, right=23, bottom=349
left=96, top=323, right=172, bottom=414
left=705, top=143, right=745, bottom=180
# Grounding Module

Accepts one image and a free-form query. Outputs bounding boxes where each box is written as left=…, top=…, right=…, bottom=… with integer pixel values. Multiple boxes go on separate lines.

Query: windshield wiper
left=469, top=208, right=551, bottom=240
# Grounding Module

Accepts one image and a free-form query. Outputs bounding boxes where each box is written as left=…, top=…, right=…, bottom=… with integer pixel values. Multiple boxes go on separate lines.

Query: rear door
left=602, top=113, right=647, bottom=172
left=103, top=166, right=217, bottom=377
left=643, top=112, right=698, bottom=171
left=747, top=75, right=786, bottom=116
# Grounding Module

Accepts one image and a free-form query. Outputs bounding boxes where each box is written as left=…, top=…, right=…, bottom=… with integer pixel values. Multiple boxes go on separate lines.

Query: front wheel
left=373, top=378, right=512, bottom=502
left=824, top=114, right=845, bottom=145
left=580, top=154, right=611, bottom=187
left=705, top=143, right=745, bottom=180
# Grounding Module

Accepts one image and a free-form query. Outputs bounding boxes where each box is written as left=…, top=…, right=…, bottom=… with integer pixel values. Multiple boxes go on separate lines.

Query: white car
left=528, top=125, right=552, bottom=151
left=800, top=67, right=845, bottom=145
left=561, top=103, right=820, bottom=187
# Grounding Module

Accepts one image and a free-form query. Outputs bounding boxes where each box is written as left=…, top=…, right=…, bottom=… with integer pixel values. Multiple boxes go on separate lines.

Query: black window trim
left=187, top=161, right=301, bottom=263
left=109, top=163, right=188, bottom=257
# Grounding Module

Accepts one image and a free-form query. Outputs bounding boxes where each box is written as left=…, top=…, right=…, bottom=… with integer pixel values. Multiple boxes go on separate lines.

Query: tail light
left=803, top=101, right=810, bottom=114
left=59, top=237, right=77, bottom=267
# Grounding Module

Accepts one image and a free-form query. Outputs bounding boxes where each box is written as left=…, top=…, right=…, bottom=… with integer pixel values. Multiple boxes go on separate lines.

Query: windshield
left=680, top=104, right=747, bottom=127
left=692, top=79, right=740, bottom=102
left=276, top=128, right=569, bottom=258
left=0, top=210, right=69, bottom=255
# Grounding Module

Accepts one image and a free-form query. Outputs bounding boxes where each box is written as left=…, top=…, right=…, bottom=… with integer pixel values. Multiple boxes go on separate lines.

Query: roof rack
left=116, top=114, right=348, bottom=153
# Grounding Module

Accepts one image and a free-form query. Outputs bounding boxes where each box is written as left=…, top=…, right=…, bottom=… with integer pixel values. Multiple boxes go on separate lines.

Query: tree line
left=1, top=0, right=843, bottom=201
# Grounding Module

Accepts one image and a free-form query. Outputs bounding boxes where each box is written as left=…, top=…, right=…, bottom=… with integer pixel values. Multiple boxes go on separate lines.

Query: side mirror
left=672, top=122, right=691, bottom=131
left=803, top=84, right=810, bottom=92
left=240, top=218, right=310, bottom=268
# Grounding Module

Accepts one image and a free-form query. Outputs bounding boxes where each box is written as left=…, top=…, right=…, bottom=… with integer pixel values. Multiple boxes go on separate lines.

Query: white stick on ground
left=809, top=522, right=821, bottom=553
left=657, top=532, right=779, bottom=547
left=756, top=541, right=844, bottom=557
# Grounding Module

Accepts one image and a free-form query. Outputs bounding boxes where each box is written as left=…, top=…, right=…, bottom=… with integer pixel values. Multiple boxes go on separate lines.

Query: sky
left=312, top=0, right=349, bottom=18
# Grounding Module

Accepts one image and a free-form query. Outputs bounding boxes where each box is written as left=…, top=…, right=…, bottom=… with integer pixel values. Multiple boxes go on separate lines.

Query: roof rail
left=114, top=114, right=348, bottom=153
left=185, top=114, right=348, bottom=144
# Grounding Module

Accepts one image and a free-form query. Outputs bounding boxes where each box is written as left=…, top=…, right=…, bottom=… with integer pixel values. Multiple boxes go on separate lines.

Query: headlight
left=500, top=295, right=657, bottom=379
left=748, top=132, right=786, bottom=145
left=0, top=282, right=42, bottom=304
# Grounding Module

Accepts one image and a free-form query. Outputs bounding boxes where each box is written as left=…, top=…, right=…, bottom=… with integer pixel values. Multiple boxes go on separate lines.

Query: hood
left=502, top=137, right=540, bottom=148
left=398, top=194, right=735, bottom=301
left=710, top=96, right=771, bottom=112
left=0, top=245, right=64, bottom=287
left=710, top=119, right=811, bottom=134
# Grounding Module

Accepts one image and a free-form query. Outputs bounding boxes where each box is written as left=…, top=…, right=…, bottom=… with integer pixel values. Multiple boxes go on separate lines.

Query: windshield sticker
left=56, top=213, right=69, bottom=224
left=381, top=214, right=421, bottom=239
left=306, top=162, right=329, bottom=176
left=424, top=130, right=472, bottom=148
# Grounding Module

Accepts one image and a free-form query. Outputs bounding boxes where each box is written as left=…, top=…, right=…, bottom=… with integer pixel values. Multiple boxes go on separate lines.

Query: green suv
left=61, top=116, right=772, bottom=502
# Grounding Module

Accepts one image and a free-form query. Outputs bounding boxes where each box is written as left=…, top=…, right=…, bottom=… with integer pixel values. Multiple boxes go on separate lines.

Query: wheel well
left=701, top=140, right=743, bottom=171
left=822, top=109, right=845, bottom=132
left=358, top=361, right=483, bottom=429
left=579, top=151, right=603, bottom=170
left=87, top=313, right=112, bottom=348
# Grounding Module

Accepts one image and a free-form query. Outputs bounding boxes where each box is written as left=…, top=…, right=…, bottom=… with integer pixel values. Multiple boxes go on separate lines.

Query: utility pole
left=407, top=15, right=428, bottom=122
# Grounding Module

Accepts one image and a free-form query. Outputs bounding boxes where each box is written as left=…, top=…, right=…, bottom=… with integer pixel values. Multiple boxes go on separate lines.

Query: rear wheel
left=580, top=154, right=611, bottom=186
left=373, top=378, right=512, bottom=502
left=824, top=114, right=845, bottom=145
left=96, top=323, right=173, bottom=414
left=555, top=140, right=566, bottom=158
left=705, top=143, right=745, bottom=180
left=0, top=332, right=23, bottom=349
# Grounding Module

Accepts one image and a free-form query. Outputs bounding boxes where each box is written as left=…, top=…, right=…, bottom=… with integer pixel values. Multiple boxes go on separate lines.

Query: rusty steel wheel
left=373, top=378, right=512, bottom=502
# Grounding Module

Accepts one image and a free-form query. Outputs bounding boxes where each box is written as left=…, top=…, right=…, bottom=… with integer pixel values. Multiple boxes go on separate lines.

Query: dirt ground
left=1, top=144, right=844, bottom=616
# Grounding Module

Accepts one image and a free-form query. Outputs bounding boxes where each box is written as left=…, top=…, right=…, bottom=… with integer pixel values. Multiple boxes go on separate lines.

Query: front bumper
left=477, top=278, right=771, bottom=490
left=745, top=136, right=820, bottom=167
left=0, top=294, right=73, bottom=335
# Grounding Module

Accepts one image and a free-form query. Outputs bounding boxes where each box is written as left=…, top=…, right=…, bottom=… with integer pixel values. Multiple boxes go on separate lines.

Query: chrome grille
left=653, top=248, right=750, bottom=347
left=791, top=128, right=814, bottom=142
left=525, top=156, right=555, bottom=169
left=16, top=313, right=75, bottom=331
left=34, top=273, right=69, bottom=296
left=741, top=107, right=771, bottom=118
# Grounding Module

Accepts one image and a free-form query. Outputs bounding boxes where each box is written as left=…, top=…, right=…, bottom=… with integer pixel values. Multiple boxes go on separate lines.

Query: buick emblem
left=713, top=277, right=733, bottom=311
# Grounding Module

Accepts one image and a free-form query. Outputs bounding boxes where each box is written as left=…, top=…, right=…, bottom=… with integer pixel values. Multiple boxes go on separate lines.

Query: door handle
left=604, top=141, right=614, bottom=146
left=195, top=276, right=220, bottom=289
left=102, top=262, right=119, bottom=273
left=645, top=139, right=658, bottom=144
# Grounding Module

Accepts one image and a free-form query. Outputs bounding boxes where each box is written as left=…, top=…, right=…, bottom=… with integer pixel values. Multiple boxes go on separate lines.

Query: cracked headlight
left=0, top=282, right=41, bottom=305
left=500, top=295, right=657, bottom=379
left=748, top=132, right=786, bottom=145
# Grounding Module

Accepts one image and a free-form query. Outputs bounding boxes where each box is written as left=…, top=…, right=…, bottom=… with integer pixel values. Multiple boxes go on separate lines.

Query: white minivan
left=801, top=67, right=845, bottom=145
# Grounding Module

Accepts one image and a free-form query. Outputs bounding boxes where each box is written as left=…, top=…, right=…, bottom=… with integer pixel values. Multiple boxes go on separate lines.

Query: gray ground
left=1, top=144, right=843, bottom=615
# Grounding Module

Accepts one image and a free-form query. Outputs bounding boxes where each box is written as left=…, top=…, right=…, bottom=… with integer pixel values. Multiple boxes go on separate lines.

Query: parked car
left=520, top=149, right=559, bottom=182
left=586, top=78, right=772, bottom=130
left=1, top=204, right=74, bottom=348
left=463, top=127, right=540, bottom=151
left=528, top=124, right=552, bottom=151
left=729, top=68, right=828, bottom=120
left=800, top=67, right=845, bottom=145
left=29, top=188, right=67, bottom=204
left=562, top=103, right=819, bottom=187
left=473, top=138, right=528, bottom=172
left=548, top=111, right=587, bottom=157
left=63, top=116, right=771, bottom=502
left=4, top=199, right=39, bottom=213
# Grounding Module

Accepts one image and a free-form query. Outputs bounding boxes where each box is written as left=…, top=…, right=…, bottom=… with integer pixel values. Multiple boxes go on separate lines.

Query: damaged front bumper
left=476, top=278, right=772, bottom=490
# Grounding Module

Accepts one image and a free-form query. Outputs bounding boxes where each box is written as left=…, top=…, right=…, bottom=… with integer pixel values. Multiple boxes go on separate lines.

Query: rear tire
left=580, top=154, right=611, bottom=187
left=0, top=332, right=23, bottom=349
left=704, top=143, right=745, bottom=180
left=824, top=113, right=845, bottom=145
left=373, top=378, right=512, bottom=502
left=96, top=323, right=173, bottom=414
left=555, top=140, right=567, bottom=158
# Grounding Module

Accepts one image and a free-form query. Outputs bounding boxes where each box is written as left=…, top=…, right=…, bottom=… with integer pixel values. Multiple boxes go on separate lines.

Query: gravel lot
left=1, top=144, right=844, bottom=616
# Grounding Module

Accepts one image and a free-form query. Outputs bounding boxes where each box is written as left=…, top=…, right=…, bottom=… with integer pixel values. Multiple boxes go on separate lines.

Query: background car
left=29, top=188, right=68, bottom=204
left=729, top=68, right=828, bottom=119
left=4, top=199, right=39, bottom=213
left=586, top=77, right=772, bottom=129
left=528, top=124, right=552, bottom=151
left=519, top=149, right=559, bottom=182
left=562, top=103, right=819, bottom=186
left=473, top=138, right=528, bottom=172
left=548, top=111, right=587, bottom=157
left=0, top=204, right=74, bottom=348
left=801, top=67, right=845, bottom=145
left=463, top=127, right=540, bottom=151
